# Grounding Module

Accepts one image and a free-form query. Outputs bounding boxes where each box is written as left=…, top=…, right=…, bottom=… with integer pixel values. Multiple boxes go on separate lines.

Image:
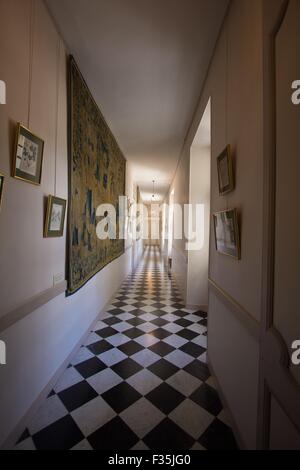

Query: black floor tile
left=87, top=340, right=113, bottom=356
left=177, top=329, right=199, bottom=341
left=102, top=382, right=142, bottom=413
left=149, top=342, right=176, bottom=357
left=183, top=360, right=210, bottom=382
left=32, top=415, right=84, bottom=450
left=175, top=318, right=193, bottom=328
left=96, top=326, right=118, bottom=338
left=127, top=317, right=147, bottom=327
left=111, top=358, right=143, bottom=379
left=75, top=357, right=107, bottom=379
left=144, top=418, right=194, bottom=450
left=180, top=342, right=206, bottom=358
left=58, top=381, right=98, bottom=412
left=103, top=317, right=123, bottom=326
left=198, top=419, right=238, bottom=450
left=151, top=318, right=169, bottom=327
left=148, top=358, right=179, bottom=380
left=151, top=328, right=172, bottom=340
left=118, top=341, right=144, bottom=356
left=123, top=328, right=145, bottom=339
left=190, top=383, right=222, bottom=416
left=88, top=417, right=139, bottom=450
left=146, top=383, right=185, bottom=414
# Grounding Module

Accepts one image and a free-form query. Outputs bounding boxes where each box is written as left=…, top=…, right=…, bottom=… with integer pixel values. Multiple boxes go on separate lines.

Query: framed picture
left=44, top=196, right=67, bottom=238
left=0, top=173, right=4, bottom=211
left=213, top=209, right=241, bottom=259
left=217, top=145, right=234, bottom=195
left=13, top=123, right=44, bottom=185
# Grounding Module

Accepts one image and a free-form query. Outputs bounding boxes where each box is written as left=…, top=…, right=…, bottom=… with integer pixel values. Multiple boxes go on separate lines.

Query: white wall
left=0, top=0, right=141, bottom=447
left=186, top=145, right=211, bottom=308
left=168, top=0, right=263, bottom=448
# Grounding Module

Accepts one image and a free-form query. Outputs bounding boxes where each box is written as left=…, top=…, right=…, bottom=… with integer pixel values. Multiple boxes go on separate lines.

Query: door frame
left=258, top=0, right=300, bottom=449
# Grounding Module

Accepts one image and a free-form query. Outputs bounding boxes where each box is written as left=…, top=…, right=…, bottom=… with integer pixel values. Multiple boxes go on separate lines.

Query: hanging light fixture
left=152, top=180, right=155, bottom=200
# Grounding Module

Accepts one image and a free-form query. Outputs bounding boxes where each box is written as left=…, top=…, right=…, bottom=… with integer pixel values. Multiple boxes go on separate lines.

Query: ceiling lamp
left=152, top=180, right=155, bottom=200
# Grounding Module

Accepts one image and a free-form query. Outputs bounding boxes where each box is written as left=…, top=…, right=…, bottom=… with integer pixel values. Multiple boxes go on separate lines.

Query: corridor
left=14, top=247, right=237, bottom=451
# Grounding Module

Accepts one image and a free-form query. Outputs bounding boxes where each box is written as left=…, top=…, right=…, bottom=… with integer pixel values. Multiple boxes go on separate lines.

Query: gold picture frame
left=213, top=208, right=241, bottom=260
left=13, top=123, right=44, bottom=185
left=217, top=145, right=234, bottom=196
left=44, top=195, right=67, bottom=238
left=0, top=172, right=5, bottom=212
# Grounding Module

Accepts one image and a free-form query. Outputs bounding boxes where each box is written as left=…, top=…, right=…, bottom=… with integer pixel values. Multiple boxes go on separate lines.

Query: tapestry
left=67, top=57, right=126, bottom=295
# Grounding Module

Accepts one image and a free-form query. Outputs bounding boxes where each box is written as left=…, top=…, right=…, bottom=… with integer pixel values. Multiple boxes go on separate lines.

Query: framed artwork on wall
left=0, top=173, right=4, bottom=211
left=44, top=196, right=67, bottom=238
left=13, top=123, right=44, bottom=185
left=213, top=209, right=241, bottom=259
left=217, top=145, right=234, bottom=195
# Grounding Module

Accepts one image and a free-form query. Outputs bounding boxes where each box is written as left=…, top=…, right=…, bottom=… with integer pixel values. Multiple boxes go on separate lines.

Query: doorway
left=186, top=99, right=211, bottom=310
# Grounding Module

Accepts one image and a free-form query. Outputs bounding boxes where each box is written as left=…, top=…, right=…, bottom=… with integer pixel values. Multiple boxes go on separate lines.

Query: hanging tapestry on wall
left=67, top=57, right=126, bottom=295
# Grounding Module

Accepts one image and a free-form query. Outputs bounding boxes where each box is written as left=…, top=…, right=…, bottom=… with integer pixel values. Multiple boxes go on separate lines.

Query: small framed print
left=13, top=123, right=44, bottom=185
left=0, top=173, right=4, bottom=211
left=213, top=209, right=241, bottom=260
left=44, top=196, right=67, bottom=238
left=217, top=145, right=234, bottom=196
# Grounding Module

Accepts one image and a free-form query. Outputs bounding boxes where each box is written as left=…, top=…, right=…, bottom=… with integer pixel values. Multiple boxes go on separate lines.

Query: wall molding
left=1, top=310, right=98, bottom=450
left=0, top=281, right=67, bottom=334
left=0, top=270, right=132, bottom=449
left=262, top=328, right=300, bottom=435
left=208, top=278, right=260, bottom=340
left=0, top=245, right=137, bottom=335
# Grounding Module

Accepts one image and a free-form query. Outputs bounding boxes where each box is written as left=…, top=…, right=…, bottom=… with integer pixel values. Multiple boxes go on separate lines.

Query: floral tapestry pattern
left=67, top=57, right=125, bottom=295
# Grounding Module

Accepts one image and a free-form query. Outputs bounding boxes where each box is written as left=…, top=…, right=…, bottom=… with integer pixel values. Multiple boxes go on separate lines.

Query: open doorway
left=186, top=99, right=211, bottom=310
left=167, top=189, right=175, bottom=272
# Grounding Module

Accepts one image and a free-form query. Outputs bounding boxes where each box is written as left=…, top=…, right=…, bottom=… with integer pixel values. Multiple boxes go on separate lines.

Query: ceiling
left=46, top=0, right=229, bottom=201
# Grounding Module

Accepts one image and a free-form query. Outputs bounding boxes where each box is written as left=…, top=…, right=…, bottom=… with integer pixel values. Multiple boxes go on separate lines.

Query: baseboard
left=185, top=304, right=208, bottom=313
left=0, top=272, right=132, bottom=450
left=207, top=355, right=246, bottom=450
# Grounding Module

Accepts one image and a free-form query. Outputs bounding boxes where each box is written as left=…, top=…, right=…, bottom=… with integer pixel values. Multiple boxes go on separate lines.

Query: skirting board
left=207, top=355, right=246, bottom=450
left=185, top=304, right=208, bottom=313
left=0, top=274, right=130, bottom=450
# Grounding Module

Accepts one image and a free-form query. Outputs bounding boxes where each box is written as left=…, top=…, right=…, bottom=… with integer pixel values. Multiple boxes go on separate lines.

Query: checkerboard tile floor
left=14, top=247, right=237, bottom=451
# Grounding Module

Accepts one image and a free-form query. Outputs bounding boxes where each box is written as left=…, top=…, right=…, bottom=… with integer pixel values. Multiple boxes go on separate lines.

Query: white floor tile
left=106, top=334, right=130, bottom=347
left=131, top=349, right=160, bottom=367
left=165, top=350, right=194, bottom=368
left=54, top=367, right=83, bottom=393
left=87, top=368, right=123, bottom=395
left=127, top=369, right=162, bottom=395
left=98, top=348, right=127, bottom=366
left=14, top=438, right=36, bottom=451
left=112, top=322, right=132, bottom=333
left=28, top=395, right=68, bottom=435
left=166, top=370, right=202, bottom=397
left=163, top=334, right=188, bottom=348
left=162, top=323, right=183, bottom=334
left=120, top=398, right=164, bottom=439
left=192, top=335, right=207, bottom=348
left=71, top=347, right=95, bottom=366
left=135, top=334, right=160, bottom=347
left=84, top=332, right=102, bottom=346
left=169, top=399, right=214, bottom=439
left=71, top=396, right=116, bottom=437
left=71, top=439, right=93, bottom=450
